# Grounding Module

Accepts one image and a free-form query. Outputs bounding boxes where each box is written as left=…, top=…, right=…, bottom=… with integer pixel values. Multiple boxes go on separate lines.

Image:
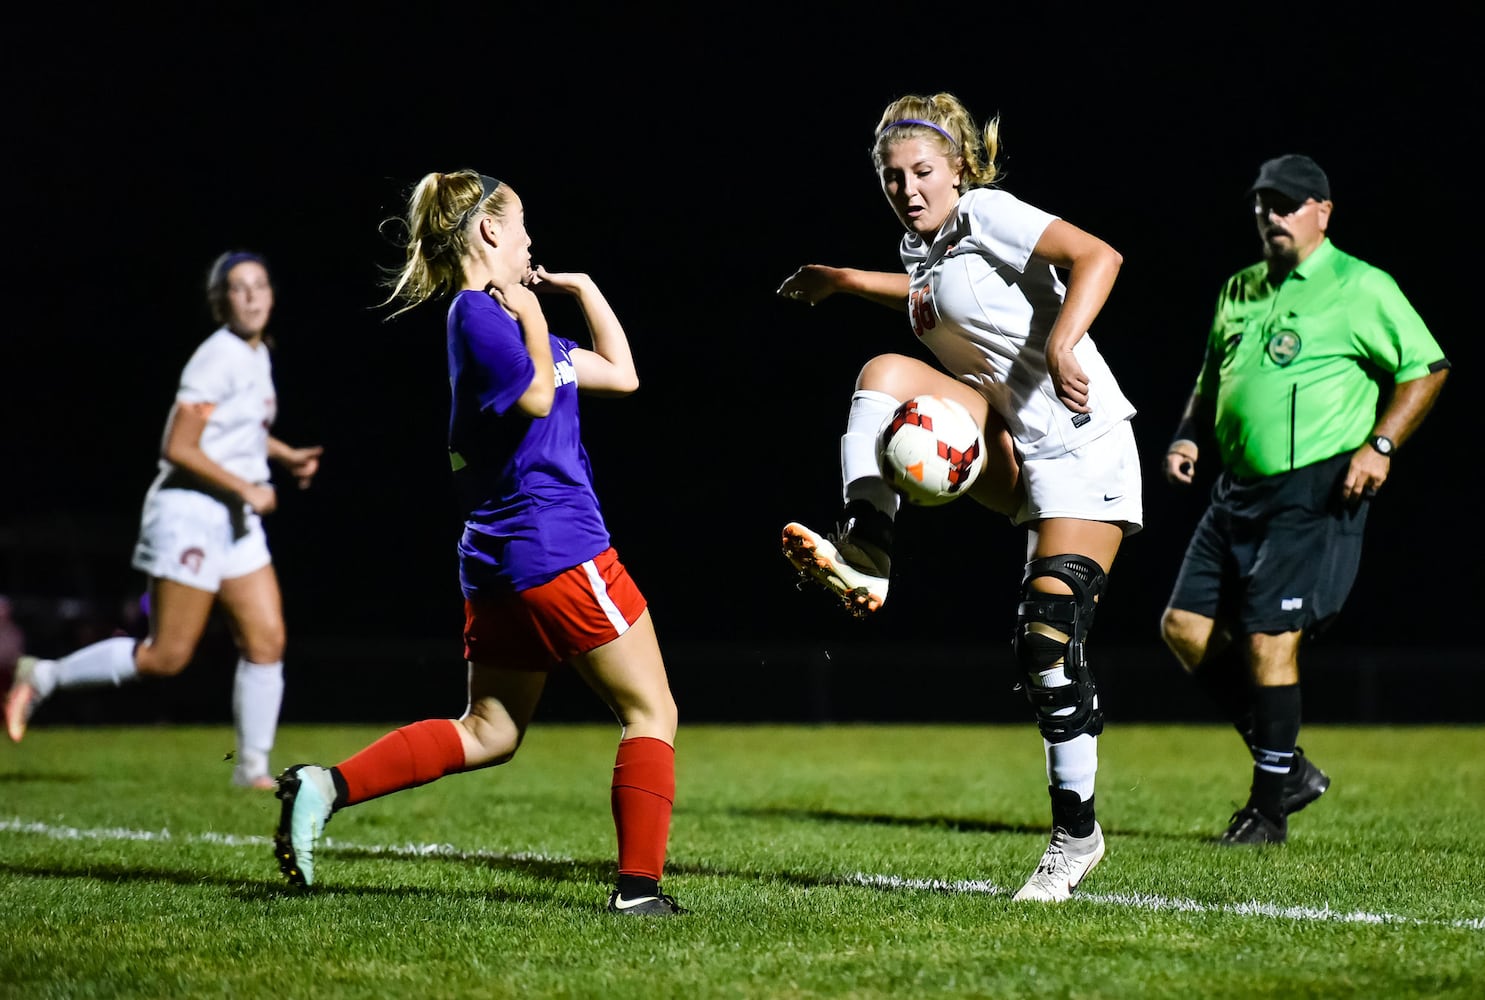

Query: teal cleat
left=273, top=764, right=336, bottom=887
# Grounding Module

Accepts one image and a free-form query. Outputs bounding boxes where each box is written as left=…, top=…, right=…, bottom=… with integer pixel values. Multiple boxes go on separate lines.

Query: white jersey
left=152, top=326, right=277, bottom=486
left=900, top=187, right=1136, bottom=462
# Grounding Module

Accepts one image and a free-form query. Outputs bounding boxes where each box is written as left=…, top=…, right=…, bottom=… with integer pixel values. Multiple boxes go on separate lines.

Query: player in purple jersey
left=271, top=170, right=684, bottom=916
left=5, top=252, right=324, bottom=789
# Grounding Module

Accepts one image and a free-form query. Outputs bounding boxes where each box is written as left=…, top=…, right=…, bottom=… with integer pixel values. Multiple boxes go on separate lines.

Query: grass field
left=3, top=722, right=1483, bottom=999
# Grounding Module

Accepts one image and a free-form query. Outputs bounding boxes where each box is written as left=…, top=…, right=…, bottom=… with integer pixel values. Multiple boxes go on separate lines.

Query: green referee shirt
left=1195, top=238, right=1448, bottom=479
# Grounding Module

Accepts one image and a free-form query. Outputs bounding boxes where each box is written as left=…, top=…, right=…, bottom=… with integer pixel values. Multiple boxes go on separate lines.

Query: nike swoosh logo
left=610, top=894, right=661, bottom=911
left=1103, top=494, right=1123, bottom=502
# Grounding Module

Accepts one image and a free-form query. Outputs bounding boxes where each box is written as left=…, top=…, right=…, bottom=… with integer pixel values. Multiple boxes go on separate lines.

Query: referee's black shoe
left=1219, top=805, right=1287, bottom=846
left=1281, top=747, right=1331, bottom=816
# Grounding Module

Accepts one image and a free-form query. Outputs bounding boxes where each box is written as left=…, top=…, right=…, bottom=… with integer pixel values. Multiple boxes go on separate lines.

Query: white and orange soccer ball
left=875, top=394, right=986, bottom=507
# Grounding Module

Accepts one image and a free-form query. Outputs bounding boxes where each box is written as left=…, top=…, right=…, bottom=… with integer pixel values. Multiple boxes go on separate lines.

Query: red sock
left=611, top=736, right=675, bottom=881
left=336, top=719, right=467, bottom=806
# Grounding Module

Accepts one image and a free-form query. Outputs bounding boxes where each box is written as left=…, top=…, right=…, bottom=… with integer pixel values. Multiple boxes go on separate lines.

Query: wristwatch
left=1366, top=434, right=1396, bottom=457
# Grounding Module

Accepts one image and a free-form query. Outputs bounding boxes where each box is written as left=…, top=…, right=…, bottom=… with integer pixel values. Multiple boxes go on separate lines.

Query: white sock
left=1032, top=663, right=1098, bottom=800
left=840, top=389, right=901, bottom=515
left=1045, top=734, right=1098, bottom=802
left=232, top=659, right=284, bottom=778
left=40, top=636, right=139, bottom=699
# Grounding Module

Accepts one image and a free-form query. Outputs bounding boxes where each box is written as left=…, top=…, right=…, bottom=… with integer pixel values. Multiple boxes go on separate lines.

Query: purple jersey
left=446, top=290, right=609, bottom=595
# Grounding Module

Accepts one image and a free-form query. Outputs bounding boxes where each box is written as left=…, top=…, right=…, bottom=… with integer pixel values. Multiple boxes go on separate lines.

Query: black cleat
left=1219, top=806, right=1287, bottom=846
left=836, top=499, right=895, bottom=562
left=1281, top=747, right=1330, bottom=816
left=606, top=889, right=688, bottom=916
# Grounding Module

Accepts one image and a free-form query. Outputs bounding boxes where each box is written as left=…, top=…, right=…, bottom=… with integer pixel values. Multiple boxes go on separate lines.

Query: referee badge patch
left=1266, top=329, right=1301, bottom=366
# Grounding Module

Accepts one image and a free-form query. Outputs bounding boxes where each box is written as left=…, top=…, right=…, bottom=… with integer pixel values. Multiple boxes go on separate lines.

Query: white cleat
left=232, top=751, right=276, bottom=790
left=782, top=521, right=889, bottom=617
left=1012, top=823, right=1105, bottom=903
left=5, top=655, right=49, bottom=743
left=233, top=768, right=278, bottom=791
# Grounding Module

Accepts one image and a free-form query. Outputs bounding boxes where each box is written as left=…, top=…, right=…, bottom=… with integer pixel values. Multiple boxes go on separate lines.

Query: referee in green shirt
left=1159, top=154, right=1450, bottom=846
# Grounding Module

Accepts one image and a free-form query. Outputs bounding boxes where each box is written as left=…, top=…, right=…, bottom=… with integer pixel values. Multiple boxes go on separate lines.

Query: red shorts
left=463, top=547, right=648, bottom=671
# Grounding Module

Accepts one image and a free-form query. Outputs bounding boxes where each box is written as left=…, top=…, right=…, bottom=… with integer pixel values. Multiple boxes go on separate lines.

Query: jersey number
left=909, top=286, right=936, bottom=338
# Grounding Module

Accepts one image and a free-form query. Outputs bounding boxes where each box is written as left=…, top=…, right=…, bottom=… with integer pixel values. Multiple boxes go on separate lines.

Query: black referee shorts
left=1166, top=452, right=1369, bottom=635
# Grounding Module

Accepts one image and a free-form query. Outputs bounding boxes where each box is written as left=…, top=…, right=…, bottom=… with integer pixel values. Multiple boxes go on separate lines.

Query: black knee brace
left=1013, top=554, right=1107, bottom=743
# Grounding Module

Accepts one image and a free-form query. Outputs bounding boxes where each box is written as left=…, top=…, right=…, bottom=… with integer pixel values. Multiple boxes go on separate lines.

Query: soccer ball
left=876, top=394, right=986, bottom=507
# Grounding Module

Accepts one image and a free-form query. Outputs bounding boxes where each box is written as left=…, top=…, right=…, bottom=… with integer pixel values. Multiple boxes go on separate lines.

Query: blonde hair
left=871, top=93, right=1002, bottom=190
left=381, top=170, right=510, bottom=318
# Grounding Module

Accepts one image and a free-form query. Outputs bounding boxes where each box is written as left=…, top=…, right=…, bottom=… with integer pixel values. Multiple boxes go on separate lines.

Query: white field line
left=846, top=872, right=1485, bottom=930
left=4, top=816, right=1483, bottom=931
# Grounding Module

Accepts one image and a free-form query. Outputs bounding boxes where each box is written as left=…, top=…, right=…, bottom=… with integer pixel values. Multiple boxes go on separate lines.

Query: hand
left=522, top=264, right=588, bottom=296
left=1341, top=445, right=1390, bottom=503
left=282, top=445, right=323, bottom=489
left=1046, top=347, right=1091, bottom=413
left=776, top=264, right=839, bottom=306
left=242, top=482, right=278, bottom=515
left=1164, top=449, right=1197, bottom=486
left=487, top=278, right=542, bottom=318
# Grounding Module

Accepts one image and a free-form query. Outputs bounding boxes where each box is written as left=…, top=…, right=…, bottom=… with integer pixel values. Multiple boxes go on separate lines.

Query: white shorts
left=1014, top=418, right=1144, bottom=535
left=131, top=487, right=271, bottom=591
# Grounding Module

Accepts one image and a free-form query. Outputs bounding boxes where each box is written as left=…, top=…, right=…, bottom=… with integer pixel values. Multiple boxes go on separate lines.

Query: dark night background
left=1, top=5, right=1479, bottom=727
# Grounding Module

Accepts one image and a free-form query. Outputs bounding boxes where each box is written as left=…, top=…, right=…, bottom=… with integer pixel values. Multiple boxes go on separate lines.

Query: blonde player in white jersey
left=5, top=251, right=324, bottom=789
left=777, top=92, right=1142, bottom=903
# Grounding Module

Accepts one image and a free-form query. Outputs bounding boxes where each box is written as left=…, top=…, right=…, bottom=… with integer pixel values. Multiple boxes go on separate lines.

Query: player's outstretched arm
left=777, top=265, right=909, bottom=310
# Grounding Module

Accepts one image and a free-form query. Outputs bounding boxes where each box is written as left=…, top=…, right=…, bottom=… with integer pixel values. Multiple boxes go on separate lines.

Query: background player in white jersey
left=777, top=92, right=1142, bottom=902
left=5, top=251, right=324, bottom=790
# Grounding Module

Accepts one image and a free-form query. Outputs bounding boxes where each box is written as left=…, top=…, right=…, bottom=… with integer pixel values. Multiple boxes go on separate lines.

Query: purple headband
left=879, top=118, right=958, bottom=147
left=209, top=251, right=267, bottom=290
